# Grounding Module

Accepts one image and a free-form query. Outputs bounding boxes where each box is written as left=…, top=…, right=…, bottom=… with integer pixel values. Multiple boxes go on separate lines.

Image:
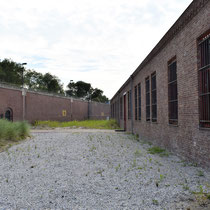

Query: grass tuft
left=147, top=146, right=169, bottom=157
left=34, top=119, right=119, bottom=130
left=0, top=119, right=30, bottom=149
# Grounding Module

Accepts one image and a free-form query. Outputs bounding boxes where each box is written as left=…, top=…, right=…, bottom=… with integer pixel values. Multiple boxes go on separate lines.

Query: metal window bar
left=199, top=35, right=210, bottom=128
left=138, top=83, right=141, bottom=121
left=151, top=72, right=157, bottom=122
left=146, top=77, right=150, bottom=121
left=168, top=60, right=178, bottom=125
left=135, top=86, right=137, bottom=120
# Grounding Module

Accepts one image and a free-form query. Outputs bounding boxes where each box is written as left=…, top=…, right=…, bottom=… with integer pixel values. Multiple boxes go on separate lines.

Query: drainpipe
left=130, top=75, right=134, bottom=134
left=88, top=100, right=90, bottom=119
left=70, top=98, right=73, bottom=121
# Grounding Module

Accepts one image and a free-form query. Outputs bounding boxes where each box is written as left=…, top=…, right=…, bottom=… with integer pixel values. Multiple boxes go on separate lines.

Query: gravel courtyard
left=0, top=129, right=210, bottom=210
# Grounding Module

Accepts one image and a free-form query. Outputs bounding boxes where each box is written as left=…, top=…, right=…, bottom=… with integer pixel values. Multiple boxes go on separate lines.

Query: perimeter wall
left=0, top=83, right=110, bottom=123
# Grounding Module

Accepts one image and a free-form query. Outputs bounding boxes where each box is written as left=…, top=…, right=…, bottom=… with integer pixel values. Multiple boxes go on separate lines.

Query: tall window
left=145, top=77, right=150, bottom=121
left=151, top=72, right=157, bottom=122
left=138, top=83, right=141, bottom=120
left=135, top=86, right=137, bottom=120
left=120, top=97, right=123, bottom=119
left=199, top=32, right=210, bottom=128
left=168, top=59, right=178, bottom=125
left=128, top=90, right=131, bottom=119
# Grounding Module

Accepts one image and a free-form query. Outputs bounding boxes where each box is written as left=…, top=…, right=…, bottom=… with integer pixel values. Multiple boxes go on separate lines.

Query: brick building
left=0, top=83, right=110, bottom=123
left=111, top=0, right=210, bottom=167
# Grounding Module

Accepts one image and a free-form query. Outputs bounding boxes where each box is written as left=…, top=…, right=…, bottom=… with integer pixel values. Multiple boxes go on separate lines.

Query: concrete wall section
left=26, top=91, right=72, bottom=122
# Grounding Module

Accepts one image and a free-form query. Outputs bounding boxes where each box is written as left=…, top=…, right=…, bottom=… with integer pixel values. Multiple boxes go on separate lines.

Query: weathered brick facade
left=111, top=0, right=210, bottom=167
left=0, top=83, right=110, bottom=123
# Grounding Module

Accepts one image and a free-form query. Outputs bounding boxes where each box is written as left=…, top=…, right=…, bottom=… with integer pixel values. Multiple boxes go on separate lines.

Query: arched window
left=5, top=108, right=13, bottom=121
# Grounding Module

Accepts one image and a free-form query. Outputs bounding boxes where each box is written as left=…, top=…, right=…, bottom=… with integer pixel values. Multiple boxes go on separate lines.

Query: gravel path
left=0, top=129, right=210, bottom=209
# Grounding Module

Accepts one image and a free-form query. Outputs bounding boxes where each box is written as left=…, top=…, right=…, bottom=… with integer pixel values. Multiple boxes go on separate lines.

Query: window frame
left=168, top=57, right=178, bottom=125
left=134, top=86, right=138, bottom=120
left=145, top=77, right=150, bottom=121
left=138, top=83, right=141, bottom=121
left=151, top=72, right=157, bottom=122
left=198, top=30, right=210, bottom=128
left=128, top=90, right=131, bottom=119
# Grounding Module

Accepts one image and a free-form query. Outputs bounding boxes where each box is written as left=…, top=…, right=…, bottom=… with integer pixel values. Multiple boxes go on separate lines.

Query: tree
left=25, top=71, right=64, bottom=94
left=66, top=80, right=109, bottom=103
left=66, top=80, right=91, bottom=98
left=24, top=70, right=45, bottom=90
left=0, top=59, right=24, bottom=85
left=42, top=73, right=64, bottom=94
left=0, top=59, right=64, bottom=94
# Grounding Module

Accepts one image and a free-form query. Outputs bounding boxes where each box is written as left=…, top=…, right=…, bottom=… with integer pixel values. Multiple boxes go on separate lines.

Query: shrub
left=0, top=119, right=30, bottom=141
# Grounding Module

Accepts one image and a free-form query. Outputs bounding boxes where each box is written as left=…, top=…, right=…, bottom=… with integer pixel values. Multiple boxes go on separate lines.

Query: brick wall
left=0, top=84, right=110, bottom=123
left=0, top=86, right=23, bottom=121
left=111, top=0, right=210, bottom=167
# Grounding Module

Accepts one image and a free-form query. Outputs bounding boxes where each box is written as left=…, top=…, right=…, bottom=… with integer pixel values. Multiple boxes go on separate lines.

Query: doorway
left=5, top=108, right=13, bottom=121
left=124, top=94, right=126, bottom=131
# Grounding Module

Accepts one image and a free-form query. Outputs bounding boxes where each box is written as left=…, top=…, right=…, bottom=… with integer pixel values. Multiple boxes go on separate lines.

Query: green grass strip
left=34, top=119, right=119, bottom=130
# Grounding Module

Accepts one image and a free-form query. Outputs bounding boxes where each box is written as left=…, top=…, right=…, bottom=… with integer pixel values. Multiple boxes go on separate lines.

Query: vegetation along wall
left=111, top=0, right=210, bottom=167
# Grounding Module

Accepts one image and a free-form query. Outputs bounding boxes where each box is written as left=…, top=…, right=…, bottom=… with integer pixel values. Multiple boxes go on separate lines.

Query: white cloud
left=0, top=0, right=193, bottom=98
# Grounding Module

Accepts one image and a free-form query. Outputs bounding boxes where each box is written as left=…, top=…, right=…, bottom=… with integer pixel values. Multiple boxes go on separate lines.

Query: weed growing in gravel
left=192, top=185, right=210, bottom=205
left=128, top=134, right=139, bottom=141
left=115, top=164, right=121, bottom=172
left=159, top=174, right=165, bottom=181
left=152, top=199, right=159, bottom=205
left=182, top=183, right=190, bottom=191
left=96, top=169, right=104, bottom=176
left=134, top=149, right=142, bottom=157
left=132, top=159, right=137, bottom=168
left=147, top=146, right=169, bottom=157
left=197, top=170, right=204, bottom=177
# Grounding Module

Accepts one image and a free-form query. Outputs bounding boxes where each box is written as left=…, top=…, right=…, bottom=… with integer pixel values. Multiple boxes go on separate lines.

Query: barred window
left=120, top=97, right=123, bottom=119
left=151, top=72, right=157, bottom=122
left=138, top=83, right=141, bottom=120
left=135, top=86, right=137, bottom=120
left=199, top=32, right=210, bottom=128
left=128, top=90, right=131, bottom=119
left=145, top=77, right=150, bottom=121
left=168, top=59, right=178, bottom=125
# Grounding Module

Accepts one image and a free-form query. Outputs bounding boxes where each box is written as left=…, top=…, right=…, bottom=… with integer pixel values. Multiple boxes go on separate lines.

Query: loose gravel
left=0, top=129, right=210, bottom=210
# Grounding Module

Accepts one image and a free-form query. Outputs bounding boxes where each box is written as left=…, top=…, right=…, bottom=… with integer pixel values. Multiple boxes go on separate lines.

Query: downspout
left=88, top=100, right=90, bottom=119
left=130, top=75, right=134, bottom=134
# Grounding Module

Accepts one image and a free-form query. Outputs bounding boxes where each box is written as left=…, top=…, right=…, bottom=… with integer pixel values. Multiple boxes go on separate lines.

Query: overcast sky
left=0, top=0, right=192, bottom=98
